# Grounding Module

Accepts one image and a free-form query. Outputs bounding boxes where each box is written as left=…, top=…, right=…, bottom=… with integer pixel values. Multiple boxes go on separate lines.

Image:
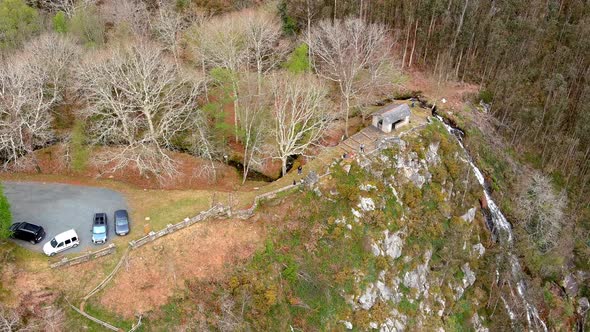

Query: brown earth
left=98, top=218, right=265, bottom=318
left=405, top=70, right=479, bottom=110
left=19, top=144, right=243, bottom=191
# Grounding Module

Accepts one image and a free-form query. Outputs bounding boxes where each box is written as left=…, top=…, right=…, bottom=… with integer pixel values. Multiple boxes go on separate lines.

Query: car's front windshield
left=116, top=219, right=127, bottom=226
left=50, top=238, right=58, bottom=248
left=94, top=226, right=106, bottom=234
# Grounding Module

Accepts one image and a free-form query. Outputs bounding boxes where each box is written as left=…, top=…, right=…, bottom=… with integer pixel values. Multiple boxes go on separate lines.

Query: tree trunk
left=401, top=23, right=411, bottom=69
left=232, top=80, right=240, bottom=141
left=451, top=0, right=469, bottom=52
left=344, top=95, right=351, bottom=138
left=281, top=156, right=288, bottom=176
left=408, top=19, right=419, bottom=68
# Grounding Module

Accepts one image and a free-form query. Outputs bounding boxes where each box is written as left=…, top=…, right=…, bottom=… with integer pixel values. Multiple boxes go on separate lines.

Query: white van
left=43, top=229, right=79, bottom=256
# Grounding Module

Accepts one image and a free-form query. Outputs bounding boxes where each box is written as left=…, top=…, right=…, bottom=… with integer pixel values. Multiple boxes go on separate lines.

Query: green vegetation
left=0, top=0, right=39, bottom=49
left=52, top=11, right=68, bottom=34
left=69, top=5, right=104, bottom=47
left=79, top=301, right=134, bottom=331
left=70, top=120, right=89, bottom=172
left=283, top=43, right=310, bottom=74
left=0, top=183, right=12, bottom=239
left=277, top=1, right=296, bottom=35
left=138, top=124, right=491, bottom=330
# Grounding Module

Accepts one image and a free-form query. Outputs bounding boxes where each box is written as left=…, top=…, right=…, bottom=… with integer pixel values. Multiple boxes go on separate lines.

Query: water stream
left=433, top=113, right=547, bottom=332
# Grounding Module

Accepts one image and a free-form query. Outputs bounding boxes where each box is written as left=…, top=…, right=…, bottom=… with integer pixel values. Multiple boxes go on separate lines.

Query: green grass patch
left=83, top=301, right=134, bottom=330
left=0, top=183, right=12, bottom=239
left=70, top=120, right=90, bottom=172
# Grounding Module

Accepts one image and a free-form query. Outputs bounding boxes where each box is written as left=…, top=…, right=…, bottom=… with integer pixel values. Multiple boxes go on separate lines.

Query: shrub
left=283, top=43, right=310, bottom=74
left=277, top=1, right=297, bottom=35
left=402, top=183, right=422, bottom=209
left=478, top=89, right=493, bottom=104
left=0, top=184, right=12, bottom=239
left=52, top=11, right=68, bottom=33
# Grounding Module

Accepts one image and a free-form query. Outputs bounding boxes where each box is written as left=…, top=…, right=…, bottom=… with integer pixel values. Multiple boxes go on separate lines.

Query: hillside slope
left=161, top=121, right=512, bottom=331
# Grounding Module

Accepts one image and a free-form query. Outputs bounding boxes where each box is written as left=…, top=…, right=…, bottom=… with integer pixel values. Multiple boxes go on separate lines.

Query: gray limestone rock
left=383, top=230, right=404, bottom=260
left=462, top=263, right=476, bottom=288
left=472, top=243, right=485, bottom=258
left=359, top=197, right=376, bottom=211
left=402, top=251, right=432, bottom=295
left=358, top=284, right=378, bottom=310
left=461, top=207, right=477, bottom=223
left=339, top=320, right=353, bottom=330
left=563, top=273, right=579, bottom=297
left=426, top=142, right=440, bottom=165
left=578, top=297, right=589, bottom=315
left=304, top=170, right=319, bottom=187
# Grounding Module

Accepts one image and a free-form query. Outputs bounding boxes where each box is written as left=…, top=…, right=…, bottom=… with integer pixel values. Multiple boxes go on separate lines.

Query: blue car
left=91, top=213, right=108, bottom=244
left=114, top=210, right=130, bottom=236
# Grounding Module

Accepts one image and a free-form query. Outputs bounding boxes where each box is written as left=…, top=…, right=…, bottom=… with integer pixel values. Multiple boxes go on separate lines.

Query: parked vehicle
left=43, top=229, right=79, bottom=256
left=9, top=222, right=45, bottom=244
left=91, top=213, right=108, bottom=244
left=114, top=210, right=130, bottom=236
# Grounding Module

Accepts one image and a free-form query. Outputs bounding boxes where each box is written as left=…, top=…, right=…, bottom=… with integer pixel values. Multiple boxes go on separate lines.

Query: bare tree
left=38, top=306, right=65, bottom=332
left=0, top=305, right=21, bottom=332
left=151, top=1, right=206, bottom=66
left=101, top=0, right=150, bottom=38
left=187, top=12, right=249, bottom=139
left=0, top=34, right=79, bottom=170
left=40, top=0, right=96, bottom=17
left=268, top=72, right=332, bottom=176
left=76, top=41, right=206, bottom=182
left=187, top=9, right=283, bottom=137
left=242, top=9, right=284, bottom=93
left=309, top=18, right=393, bottom=137
left=187, top=108, right=221, bottom=182
left=516, top=171, right=568, bottom=252
left=238, top=74, right=270, bottom=183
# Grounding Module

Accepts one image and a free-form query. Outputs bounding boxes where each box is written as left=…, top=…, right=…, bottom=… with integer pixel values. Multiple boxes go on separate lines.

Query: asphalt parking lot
left=3, top=181, right=128, bottom=254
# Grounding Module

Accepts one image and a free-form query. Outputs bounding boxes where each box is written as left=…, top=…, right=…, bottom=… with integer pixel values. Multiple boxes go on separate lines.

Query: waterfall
left=434, top=115, right=547, bottom=332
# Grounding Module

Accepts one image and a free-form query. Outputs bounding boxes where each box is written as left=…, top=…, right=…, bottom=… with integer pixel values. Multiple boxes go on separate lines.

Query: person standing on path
left=297, top=165, right=302, bottom=175
left=360, top=144, right=365, bottom=153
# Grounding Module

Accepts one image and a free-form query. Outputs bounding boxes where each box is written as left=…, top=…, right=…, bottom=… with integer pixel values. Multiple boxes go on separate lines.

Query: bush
left=0, top=0, right=39, bottom=49
left=52, top=11, right=68, bottom=34
left=0, top=184, right=12, bottom=239
left=283, top=43, right=310, bottom=74
left=478, top=89, right=494, bottom=104
left=277, top=1, right=297, bottom=35
left=402, top=183, right=422, bottom=209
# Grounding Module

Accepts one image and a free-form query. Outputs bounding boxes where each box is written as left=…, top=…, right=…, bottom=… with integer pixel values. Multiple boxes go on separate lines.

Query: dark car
left=91, top=213, right=108, bottom=244
left=114, top=210, right=130, bottom=236
left=9, top=222, right=46, bottom=244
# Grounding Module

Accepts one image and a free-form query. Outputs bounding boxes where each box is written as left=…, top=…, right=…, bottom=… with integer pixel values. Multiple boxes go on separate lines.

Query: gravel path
left=2, top=181, right=128, bottom=254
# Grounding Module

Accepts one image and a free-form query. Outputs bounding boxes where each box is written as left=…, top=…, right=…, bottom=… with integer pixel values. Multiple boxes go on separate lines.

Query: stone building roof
left=372, top=104, right=411, bottom=124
